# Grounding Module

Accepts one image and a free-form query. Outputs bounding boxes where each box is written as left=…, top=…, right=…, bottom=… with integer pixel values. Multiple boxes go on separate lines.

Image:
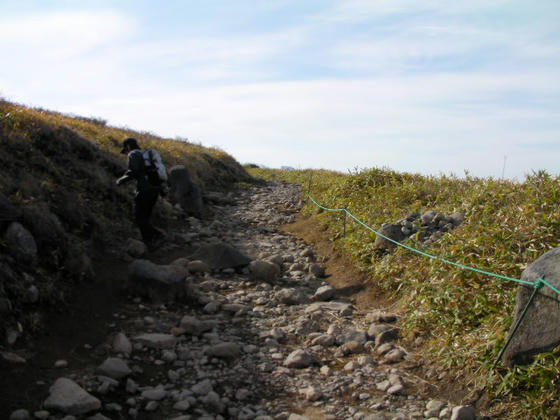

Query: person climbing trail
left=116, top=137, right=169, bottom=248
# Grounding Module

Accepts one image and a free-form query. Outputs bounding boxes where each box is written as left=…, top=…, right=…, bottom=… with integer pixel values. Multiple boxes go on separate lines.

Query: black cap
left=120, top=137, right=139, bottom=154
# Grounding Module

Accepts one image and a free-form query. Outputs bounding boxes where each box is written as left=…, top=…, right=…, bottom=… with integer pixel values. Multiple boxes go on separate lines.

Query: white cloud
left=0, top=10, right=134, bottom=57
left=0, top=4, right=557, bottom=180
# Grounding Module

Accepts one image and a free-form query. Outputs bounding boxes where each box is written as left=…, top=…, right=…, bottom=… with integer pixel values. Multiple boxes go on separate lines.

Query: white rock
left=97, top=357, right=131, bottom=379
left=320, top=365, right=333, bottom=376
left=113, top=332, right=132, bottom=355
left=44, top=378, right=101, bottom=415
left=313, top=285, right=335, bottom=301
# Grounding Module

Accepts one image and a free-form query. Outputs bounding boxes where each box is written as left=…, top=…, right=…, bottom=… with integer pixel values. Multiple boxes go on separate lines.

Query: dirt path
left=2, top=181, right=480, bottom=420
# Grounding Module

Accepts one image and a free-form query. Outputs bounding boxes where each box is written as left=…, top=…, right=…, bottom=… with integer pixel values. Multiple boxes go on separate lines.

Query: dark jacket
left=117, top=149, right=161, bottom=191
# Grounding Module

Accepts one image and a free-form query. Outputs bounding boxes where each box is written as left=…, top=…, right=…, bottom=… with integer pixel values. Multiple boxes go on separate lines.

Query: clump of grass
left=249, top=166, right=560, bottom=418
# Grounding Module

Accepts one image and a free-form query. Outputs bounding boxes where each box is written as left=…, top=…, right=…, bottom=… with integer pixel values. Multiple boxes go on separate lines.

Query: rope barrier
left=306, top=182, right=557, bottom=296
left=305, top=174, right=559, bottom=368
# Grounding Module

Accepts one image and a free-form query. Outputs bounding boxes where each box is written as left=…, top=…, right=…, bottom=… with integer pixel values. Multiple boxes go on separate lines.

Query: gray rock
left=277, top=288, right=308, bottom=305
left=250, top=260, right=281, bottom=283
left=337, top=328, right=368, bottom=345
left=201, top=391, right=223, bottom=413
left=4, top=222, right=37, bottom=264
left=367, top=323, right=393, bottom=339
left=192, top=379, right=213, bottom=395
left=1, top=351, right=26, bottom=364
left=283, top=349, right=316, bottom=368
left=503, top=247, right=560, bottom=365
left=188, top=242, right=251, bottom=270
left=44, top=378, right=101, bottom=415
left=97, top=357, right=131, bottom=379
left=313, top=285, right=335, bottom=301
left=302, top=386, right=322, bottom=401
left=376, top=343, right=394, bottom=355
left=126, top=259, right=187, bottom=303
left=375, top=328, right=400, bottom=346
left=305, top=301, right=353, bottom=315
left=179, top=316, right=216, bottom=336
left=384, top=348, right=405, bottom=363
left=187, top=260, right=210, bottom=273
left=426, top=400, right=446, bottom=412
left=374, top=223, right=407, bottom=250
left=376, top=380, right=391, bottom=392
left=450, top=406, right=476, bottom=420
left=126, top=238, right=147, bottom=258
left=308, top=263, right=325, bottom=277
left=113, top=332, right=132, bottom=355
left=9, top=409, right=30, bottom=420
left=205, top=342, right=241, bottom=360
left=24, top=285, right=39, bottom=304
left=141, top=388, right=168, bottom=401
left=144, top=401, right=159, bottom=411
left=311, top=334, right=335, bottom=347
left=421, top=211, right=437, bottom=225
left=133, top=333, right=177, bottom=349
left=387, top=384, right=405, bottom=395
left=168, top=165, right=203, bottom=216
left=173, top=399, right=191, bottom=411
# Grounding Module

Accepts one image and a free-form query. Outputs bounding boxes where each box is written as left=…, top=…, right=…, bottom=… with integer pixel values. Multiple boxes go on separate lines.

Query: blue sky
left=1, top=0, right=559, bottom=179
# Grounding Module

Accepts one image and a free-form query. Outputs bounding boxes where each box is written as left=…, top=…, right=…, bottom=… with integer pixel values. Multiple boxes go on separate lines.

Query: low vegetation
left=248, top=166, right=560, bottom=419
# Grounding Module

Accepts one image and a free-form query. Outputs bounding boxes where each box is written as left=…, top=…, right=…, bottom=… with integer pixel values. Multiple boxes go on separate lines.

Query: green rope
left=307, top=192, right=558, bottom=294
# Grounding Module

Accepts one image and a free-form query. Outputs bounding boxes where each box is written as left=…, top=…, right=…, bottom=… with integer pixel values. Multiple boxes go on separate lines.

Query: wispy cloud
left=0, top=2, right=558, bottom=179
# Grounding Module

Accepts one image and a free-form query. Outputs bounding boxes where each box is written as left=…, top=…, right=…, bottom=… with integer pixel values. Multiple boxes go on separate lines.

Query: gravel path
left=8, top=181, right=480, bottom=420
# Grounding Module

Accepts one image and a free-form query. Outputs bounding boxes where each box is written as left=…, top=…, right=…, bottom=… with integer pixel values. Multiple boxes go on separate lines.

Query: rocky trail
left=4, top=181, right=481, bottom=420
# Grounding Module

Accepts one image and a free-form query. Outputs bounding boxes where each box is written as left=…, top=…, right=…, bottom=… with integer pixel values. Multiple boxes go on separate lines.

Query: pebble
left=54, top=360, right=68, bottom=368
left=9, top=409, right=30, bottom=420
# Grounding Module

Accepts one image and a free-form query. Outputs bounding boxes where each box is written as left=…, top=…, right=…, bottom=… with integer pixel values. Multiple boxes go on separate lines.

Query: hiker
left=116, top=137, right=169, bottom=247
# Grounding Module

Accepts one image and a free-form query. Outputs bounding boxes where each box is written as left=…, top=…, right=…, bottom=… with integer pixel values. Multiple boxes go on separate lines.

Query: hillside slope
left=248, top=167, right=560, bottom=418
left=0, top=99, right=252, bottom=347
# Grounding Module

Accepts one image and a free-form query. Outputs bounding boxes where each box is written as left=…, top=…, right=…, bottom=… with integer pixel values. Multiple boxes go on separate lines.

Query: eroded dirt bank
left=2, top=181, right=482, bottom=420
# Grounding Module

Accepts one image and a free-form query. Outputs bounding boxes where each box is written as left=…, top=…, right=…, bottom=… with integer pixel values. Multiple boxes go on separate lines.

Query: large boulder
left=168, top=165, right=203, bottom=216
left=503, top=247, right=560, bottom=366
left=188, top=242, right=251, bottom=270
left=373, top=223, right=407, bottom=250
left=126, top=259, right=188, bottom=303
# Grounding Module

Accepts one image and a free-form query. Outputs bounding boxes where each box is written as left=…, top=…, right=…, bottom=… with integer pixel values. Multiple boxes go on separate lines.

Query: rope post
left=307, top=173, right=313, bottom=199
left=492, top=278, right=545, bottom=369
left=343, top=208, right=347, bottom=236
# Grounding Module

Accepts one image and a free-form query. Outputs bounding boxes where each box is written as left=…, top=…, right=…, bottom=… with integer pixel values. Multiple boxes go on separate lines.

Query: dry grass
left=249, top=166, right=560, bottom=419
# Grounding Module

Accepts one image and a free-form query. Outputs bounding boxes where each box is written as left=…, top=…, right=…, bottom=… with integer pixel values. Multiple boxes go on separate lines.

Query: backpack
left=141, top=149, right=168, bottom=183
